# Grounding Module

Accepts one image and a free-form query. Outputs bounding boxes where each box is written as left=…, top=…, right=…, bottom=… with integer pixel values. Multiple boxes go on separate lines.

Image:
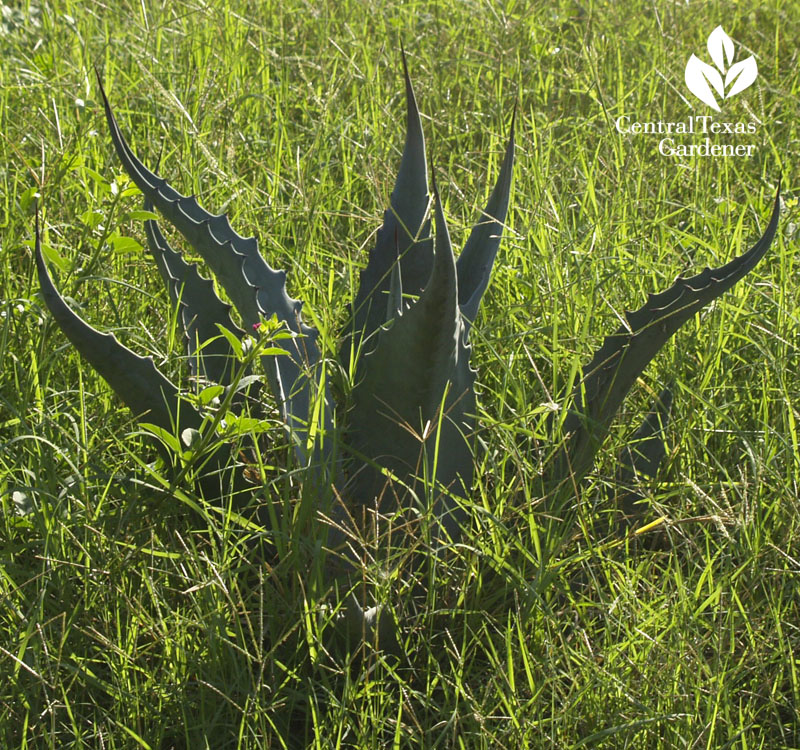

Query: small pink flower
left=252, top=322, right=262, bottom=332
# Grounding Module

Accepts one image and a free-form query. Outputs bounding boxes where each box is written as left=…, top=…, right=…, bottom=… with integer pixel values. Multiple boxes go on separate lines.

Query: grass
left=1, top=0, right=799, bottom=747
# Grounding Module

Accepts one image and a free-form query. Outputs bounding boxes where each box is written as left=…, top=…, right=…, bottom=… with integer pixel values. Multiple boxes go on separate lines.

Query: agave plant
left=36, top=57, right=780, bottom=598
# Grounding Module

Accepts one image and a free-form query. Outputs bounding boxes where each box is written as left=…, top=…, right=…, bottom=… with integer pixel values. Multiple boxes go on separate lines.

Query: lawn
left=1, top=0, right=799, bottom=747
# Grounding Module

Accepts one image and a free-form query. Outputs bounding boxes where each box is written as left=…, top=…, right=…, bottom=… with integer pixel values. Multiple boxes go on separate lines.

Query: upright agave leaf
left=143, top=199, right=245, bottom=387
left=343, top=54, right=516, bottom=363
left=341, top=61, right=515, bottom=542
left=95, top=73, right=330, bottom=465
left=345, top=180, right=473, bottom=540
left=553, top=185, right=781, bottom=492
left=341, top=50, right=432, bottom=368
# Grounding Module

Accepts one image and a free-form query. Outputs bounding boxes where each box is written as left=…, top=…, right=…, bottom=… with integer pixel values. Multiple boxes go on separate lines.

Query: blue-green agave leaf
left=143, top=200, right=245, bottom=387
left=557, top=183, right=781, bottom=485
left=386, top=242, right=404, bottom=322
left=345, top=179, right=473, bottom=540
left=457, top=107, right=516, bottom=329
left=96, top=73, right=329, bottom=462
left=343, top=50, right=432, bottom=367
left=35, top=215, right=202, bottom=434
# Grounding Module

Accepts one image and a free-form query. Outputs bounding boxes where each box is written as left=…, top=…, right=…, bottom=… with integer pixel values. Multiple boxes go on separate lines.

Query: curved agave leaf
left=456, top=106, right=516, bottom=330
left=95, top=72, right=329, bottom=463
left=345, top=180, right=473, bottom=540
left=143, top=200, right=245, bottom=387
left=342, top=49, right=432, bottom=368
left=555, top=183, right=781, bottom=487
left=35, top=215, right=202, bottom=435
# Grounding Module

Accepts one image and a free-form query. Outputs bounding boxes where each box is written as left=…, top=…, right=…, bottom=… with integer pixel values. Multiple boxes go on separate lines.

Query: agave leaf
left=386, top=240, right=404, bottom=321
left=616, top=387, right=672, bottom=526
left=345, top=179, right=473, bottom=540
left=342, top=49, right=432, bottom=368
left=35, top=215, right=202, bottom=435
left=95, top=72, right=329, bottom=462
left=456, top=106, right=516, bottom=329
left=555, top=184, right=781, bottom=487
left=143, top=199, right=245, bottom=387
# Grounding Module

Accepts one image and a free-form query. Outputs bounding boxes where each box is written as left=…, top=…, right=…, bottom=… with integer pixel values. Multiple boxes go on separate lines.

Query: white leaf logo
left=685, top=26, right=757, bottom=109
left=725, top=58, right=758, bottom=98
left=707, top=26, right=734, bottom=72
left=685, top=54, right=724, bottom=111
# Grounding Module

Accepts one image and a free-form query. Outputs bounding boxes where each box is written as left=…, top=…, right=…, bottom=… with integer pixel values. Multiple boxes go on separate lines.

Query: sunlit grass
left=1, top=1, right=799, bottom=747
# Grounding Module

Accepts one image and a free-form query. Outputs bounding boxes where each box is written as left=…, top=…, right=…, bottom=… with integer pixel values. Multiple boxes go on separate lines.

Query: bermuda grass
left=1, top=0, right=799, bottom=747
